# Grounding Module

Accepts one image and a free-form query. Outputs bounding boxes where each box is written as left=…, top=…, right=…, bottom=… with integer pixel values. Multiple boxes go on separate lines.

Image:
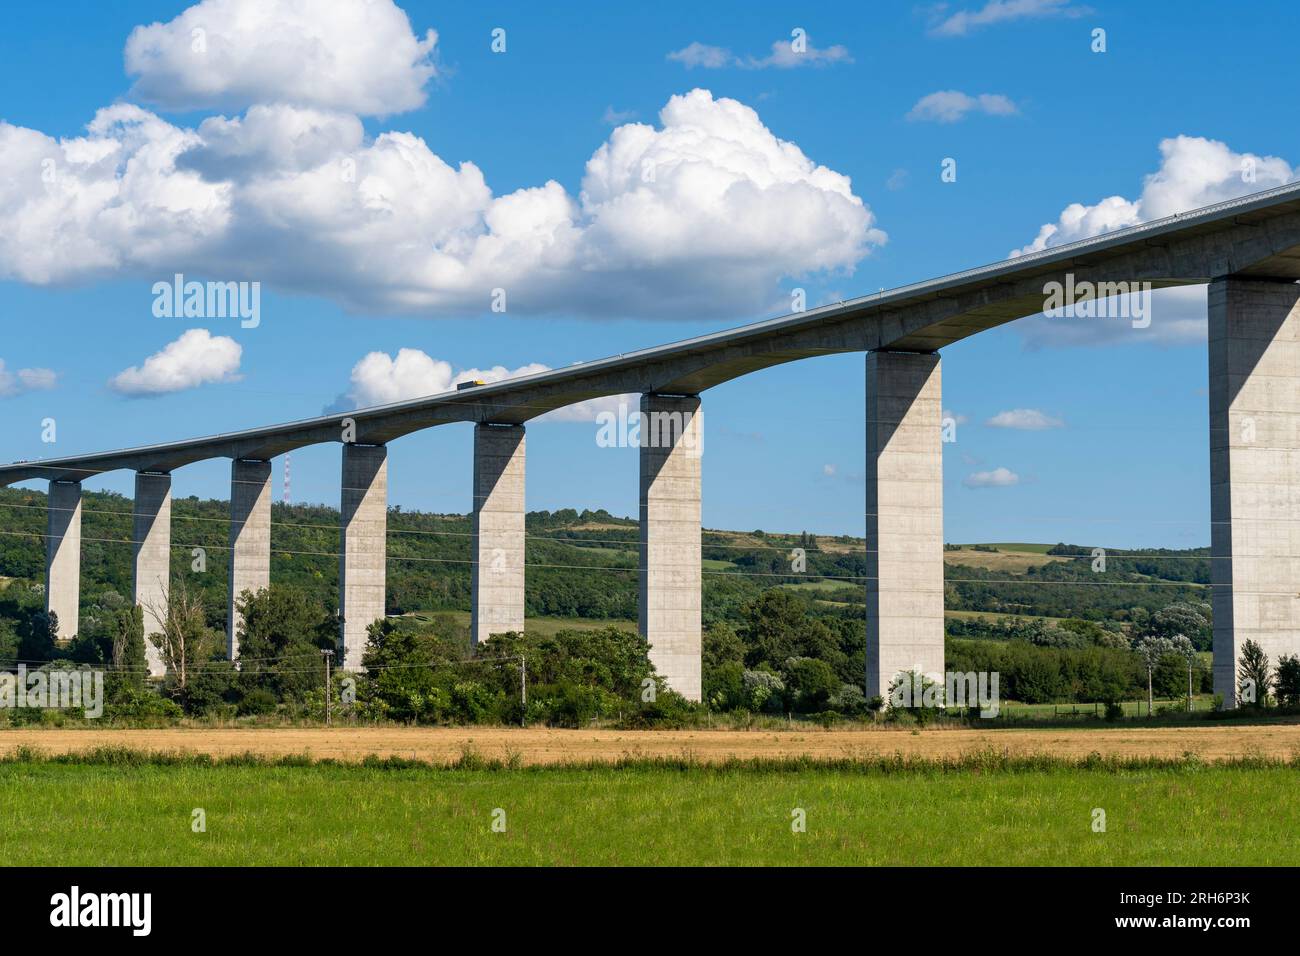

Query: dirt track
left=2, top=723, right=1299, bottom=765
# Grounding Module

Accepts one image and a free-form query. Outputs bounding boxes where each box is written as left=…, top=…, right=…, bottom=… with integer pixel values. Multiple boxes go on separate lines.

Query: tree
left=1135, top=636, right=1171, bottom=716
left=1148, top=602, right=1212, bottom=650
left=359, top=617, right=460, bottom=722
left=1275, top=654, right=1300, bottom=709
left=738, top=589, right=841, bottom=672
left=1169, top=634, right=1197, bottom=712
left=146, top=576, right=221, bottom=691
left=16, top=608, right=57, bottom=664
left=782, top=657, right=839, bottom=712
left=702, top=622, right=745, bottom=671
left=1238, top=638, right=1271, bottom=707
left=107, top=604, right=146, bottom=695
left=236, top=585, right=337, bottom=703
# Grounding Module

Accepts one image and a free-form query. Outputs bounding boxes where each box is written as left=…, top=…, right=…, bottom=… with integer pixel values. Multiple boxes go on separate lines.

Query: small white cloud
left=331, top=348, right=631, bottom=422
left=602, top=105, right=638, bottom=125
left=906, top=90, right=1018, bottom=123
left=823, top=463, right=837, bottom=477
left=942, top=408, right=969, bottom=425
left=963, top=467, right=1020, bottom=488
left=668, top=36, right=851, bottom=70
left=929, top=0, right=1092, bottom=37
left=0, top=361, right=57, bottom=398
left=985, top=408, right=1063, bottom=430
left=747, top=37, right=853, bottom=69
left=666, top=42, right=734, bottom=69
left=109, top=329, right=242, bottom=396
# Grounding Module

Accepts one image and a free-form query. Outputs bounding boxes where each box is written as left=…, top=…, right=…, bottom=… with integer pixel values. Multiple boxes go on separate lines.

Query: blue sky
left=1, top=0, right=1295, bottom=549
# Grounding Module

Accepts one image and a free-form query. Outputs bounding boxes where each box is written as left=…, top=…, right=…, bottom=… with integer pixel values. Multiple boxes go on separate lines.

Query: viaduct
left=7, top=182, right=1300, bottom=705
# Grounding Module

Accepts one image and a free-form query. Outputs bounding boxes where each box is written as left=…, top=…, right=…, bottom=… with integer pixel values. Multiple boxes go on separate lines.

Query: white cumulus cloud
left=1012, top=136, right=1293, bottom=258
left=0, top=105, right=229, bottom=285
left=963, top=467, right=1020, bottom=488
left=109, top=328, right=242, bottom=396
left=0, top=89, right=882, bottom=320
left=124, top=0, right=438, bottom=115
left=985, top=408, right=1063, bottom=429
left=906, top=90, right=1018, bottom=123
left=331, top=348, right=631, bottom=422
left=1011, top=136, right=1296, bottom=348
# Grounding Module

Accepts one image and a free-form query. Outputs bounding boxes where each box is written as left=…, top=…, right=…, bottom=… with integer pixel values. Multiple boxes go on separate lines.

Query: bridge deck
left=7, top=181, right=1300, bottom=483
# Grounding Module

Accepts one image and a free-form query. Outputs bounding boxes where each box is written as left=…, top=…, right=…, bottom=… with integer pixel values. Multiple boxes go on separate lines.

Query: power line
left=0, top=500, right=1231, bottom=560
left=0, top=526, right=1224, bottom=587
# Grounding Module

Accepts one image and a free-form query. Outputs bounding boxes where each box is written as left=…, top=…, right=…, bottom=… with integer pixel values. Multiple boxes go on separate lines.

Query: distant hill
left=0, top=487, right=1208, bottom=636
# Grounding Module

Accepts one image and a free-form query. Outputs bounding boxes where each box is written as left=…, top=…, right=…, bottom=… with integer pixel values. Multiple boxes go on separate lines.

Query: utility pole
left=321, top=649, right=334, bottom=726
left=520, top=654, right=527, bottom=727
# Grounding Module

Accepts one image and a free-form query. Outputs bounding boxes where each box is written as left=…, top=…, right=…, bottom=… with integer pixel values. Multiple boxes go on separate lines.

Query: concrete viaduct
left=7, top=182, right=1300, bottom=705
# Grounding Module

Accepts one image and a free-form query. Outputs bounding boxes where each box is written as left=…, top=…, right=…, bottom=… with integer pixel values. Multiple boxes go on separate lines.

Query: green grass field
left=2, top=752, right=1297, bottom=865
left=965, top=542, right=1058, bottom=554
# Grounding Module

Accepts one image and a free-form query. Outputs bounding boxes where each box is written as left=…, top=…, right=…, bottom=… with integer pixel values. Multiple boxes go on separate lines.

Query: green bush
left=782, top=657, right=839, bottom=712
left=104, top=687, right=184, bottom=722
left=703, top=659, right=745, bottom=711
left=742, top=669, right=785, bottom=713
left=237, top=687, right=278, bottom=716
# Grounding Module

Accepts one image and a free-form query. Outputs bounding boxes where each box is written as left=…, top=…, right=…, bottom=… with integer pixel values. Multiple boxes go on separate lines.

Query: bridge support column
left=45, top=479, right=81, bottom=642
left=227, top=459, right=272, bottom=660
left=472, top=424, right=526, bottom=646
left=1210, top=278, right=1300, bottom=707
left=339, top=444, right=387, bottom=670
left=133, top=471, right=171, bottom=677
left=866, top=350, right=944, bottom=700
left=639, top=394, right=702, bottom=702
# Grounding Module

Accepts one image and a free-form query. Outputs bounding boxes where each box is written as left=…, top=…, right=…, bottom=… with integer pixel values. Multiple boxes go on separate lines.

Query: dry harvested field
left=2, top=722, right=1299, bottom=764
left=942, top=548, right=1068, bottom=573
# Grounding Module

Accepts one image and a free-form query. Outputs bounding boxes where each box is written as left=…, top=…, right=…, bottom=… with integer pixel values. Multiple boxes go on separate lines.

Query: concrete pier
left=1210, top=278, right=1300, bottom=706
left=227, top=458, right=272, bottom=659
left=132, top=471, right=171, bottom=677
left=339, top=443, right=387, bottom=669
left=865, top=350, right=944, bottom=700
left=472, top=424, right=526, bottom=645
left=45, top=480, right=82, bottom=642
left=638, top=394, right=703, bottom=701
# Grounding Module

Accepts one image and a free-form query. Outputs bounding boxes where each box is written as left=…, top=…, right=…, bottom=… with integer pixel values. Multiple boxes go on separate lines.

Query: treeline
left=0, top=575, right=1222, bottom=722
left=0, top=487, right=1215, bottom=636
left=945, top=601, right=1213, bottom=651
left=1046, top=543, right=1211, bottom=584
left=944, top=559, right=1209, bottom=622
left=947, top=639, right=1212, bottom=705
left=0, top=486, right=1230, bottom=721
